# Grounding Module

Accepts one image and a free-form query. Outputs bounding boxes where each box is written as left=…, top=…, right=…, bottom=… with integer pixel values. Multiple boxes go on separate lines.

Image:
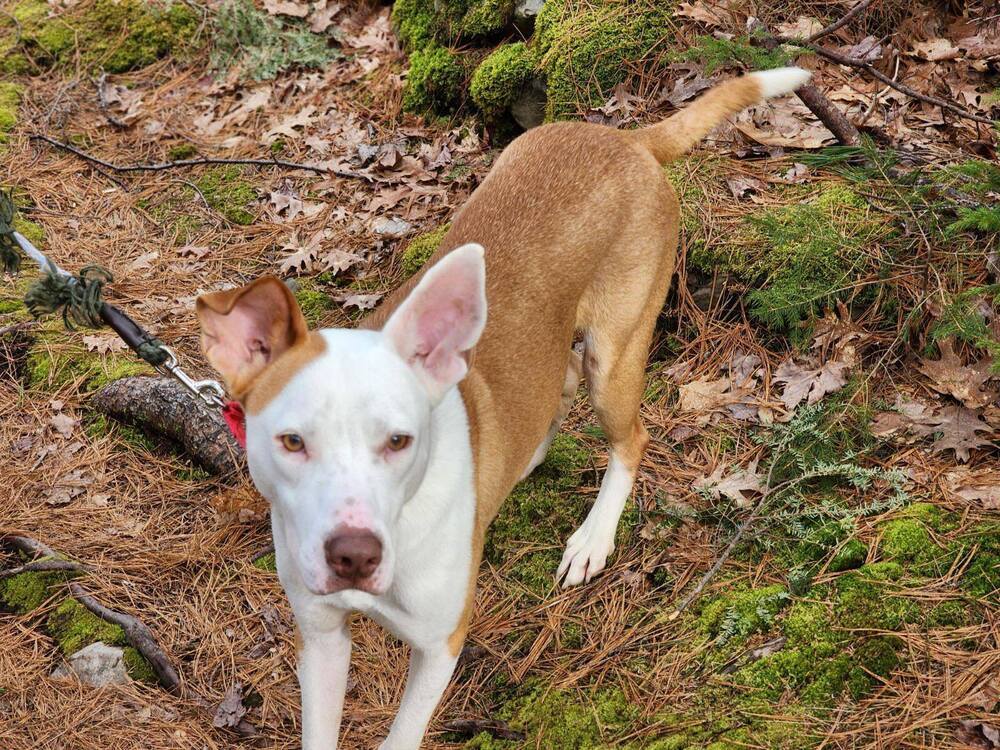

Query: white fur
left=752, top=66, right=812, bottom=98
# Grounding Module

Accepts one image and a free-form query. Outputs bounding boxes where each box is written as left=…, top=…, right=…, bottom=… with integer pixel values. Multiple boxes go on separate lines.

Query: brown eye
left=280, top=433, right=305, bottom=452
left=387, top=434, right=412, bottom=452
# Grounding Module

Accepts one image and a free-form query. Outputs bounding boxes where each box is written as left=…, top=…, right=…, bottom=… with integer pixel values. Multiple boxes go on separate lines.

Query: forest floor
left=1, top=1, right=998, bottom=749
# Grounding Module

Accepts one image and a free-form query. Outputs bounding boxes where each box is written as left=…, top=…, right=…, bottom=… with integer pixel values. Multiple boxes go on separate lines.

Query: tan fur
left=361, top=93, right=725, bottom=653
left=197, top=276, right=311, bottom=403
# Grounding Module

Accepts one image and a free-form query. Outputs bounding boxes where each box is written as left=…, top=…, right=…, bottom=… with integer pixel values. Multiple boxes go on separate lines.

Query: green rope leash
left=25, top=263, right=111, bottom=329
left=0, top=191, right=170, bottom=367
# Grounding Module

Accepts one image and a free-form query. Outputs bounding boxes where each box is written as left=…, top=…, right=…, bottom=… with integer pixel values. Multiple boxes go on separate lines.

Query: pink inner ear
left=384, top=244, right=486, bottom=394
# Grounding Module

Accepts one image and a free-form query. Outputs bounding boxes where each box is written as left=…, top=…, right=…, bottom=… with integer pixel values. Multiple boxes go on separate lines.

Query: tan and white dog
left=195, top=67, right=811, bottom=749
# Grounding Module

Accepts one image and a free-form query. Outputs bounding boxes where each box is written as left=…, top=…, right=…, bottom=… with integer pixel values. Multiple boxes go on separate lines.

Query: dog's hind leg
left=557, top=238, right=672, bottom=587
left=519, top=348, right=583, bottom=481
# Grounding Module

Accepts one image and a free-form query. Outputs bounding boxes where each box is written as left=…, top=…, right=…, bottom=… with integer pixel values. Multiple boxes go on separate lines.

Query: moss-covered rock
left=534, top=0, right=673, bottom=120
left=192, top=166, right=258, bottom=225
left=400, top=224, right=450, bottom=276
left=393, top=0, right=514, bottom=50
left=698, top=584, right=790, bottom=646
left=0, top=82, right=23, bottom=143
left=0, top=568, right=69, bottom=613
left=0, top=0, right=199, bottom=74
left=48, top=598, right=125, bottom=656
left=470, top=42, right=538, bottom=119
left=403, top=43, right=466, bottom=115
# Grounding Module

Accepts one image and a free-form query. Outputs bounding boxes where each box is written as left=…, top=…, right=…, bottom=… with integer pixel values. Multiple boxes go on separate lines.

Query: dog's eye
left=280, top=433, right=305, bottom=453
left=387, top=434, right=412, bottom=452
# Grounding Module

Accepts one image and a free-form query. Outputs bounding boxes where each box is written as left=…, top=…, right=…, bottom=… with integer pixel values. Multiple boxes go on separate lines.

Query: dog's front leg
left=297, top=611, right=352, bottom=750
left=379, top=641, right=458, bottom=750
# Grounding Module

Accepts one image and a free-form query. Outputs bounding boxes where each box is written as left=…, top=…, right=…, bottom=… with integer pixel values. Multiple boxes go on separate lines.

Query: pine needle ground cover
left=1, top=1, right=998, bottom=749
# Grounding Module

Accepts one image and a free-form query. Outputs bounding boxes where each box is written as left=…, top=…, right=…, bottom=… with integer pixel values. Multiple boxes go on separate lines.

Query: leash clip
left=157, top=347, right=227, bottom=410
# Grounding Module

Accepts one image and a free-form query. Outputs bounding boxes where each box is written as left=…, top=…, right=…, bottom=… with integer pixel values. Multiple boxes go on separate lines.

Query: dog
left=195, top=66, right=811, bottom=749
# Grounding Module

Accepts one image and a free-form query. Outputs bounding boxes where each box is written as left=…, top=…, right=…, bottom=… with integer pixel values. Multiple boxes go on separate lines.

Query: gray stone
left=514, top=0, right=545, bottom=19
left=511, top=76, right=547, bottom=130
left=372, top=217, right=413, bottom=239
left=51, top=642, right=129, bottom=687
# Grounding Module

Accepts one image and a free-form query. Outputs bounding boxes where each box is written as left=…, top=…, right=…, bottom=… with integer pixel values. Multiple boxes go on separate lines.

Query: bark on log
left=90, top=376, right=243, bottom=477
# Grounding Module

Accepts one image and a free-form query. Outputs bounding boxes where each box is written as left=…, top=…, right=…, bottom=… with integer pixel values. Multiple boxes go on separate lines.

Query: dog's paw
left=556, top=525, right=615, bottom=587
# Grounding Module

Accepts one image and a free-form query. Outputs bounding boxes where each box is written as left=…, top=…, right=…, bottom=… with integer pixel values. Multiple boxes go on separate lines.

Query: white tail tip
left=752, top=67, right=812, bottom=99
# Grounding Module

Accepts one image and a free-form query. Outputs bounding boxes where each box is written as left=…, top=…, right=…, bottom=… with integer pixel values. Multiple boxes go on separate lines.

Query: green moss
left=26, top=330, right=150, bottom=392
left=880, top=515, right=939, bottom=564
left=123, top=646, right=157, bottom=683
left=829, top=539, right=867, bottom=572
left=535, top=0, right=673, bottom=120
left=192, top=166, right=258, bottom=225
left=253, top=552, right=277, bottom=572
left=835, top=565, right=918, bottom=631
left=13, top=216, right=43, bottom=247
left=0, top=569, right=69, bottom=613
left=501, top=684, right=640, bottom=750
left=47, top=597, right=126, bottom=655
left=1, top=0, right=199, bottom=73
left=167, top=143, right=197, bottom=160
left=459, top=0, right=514, bottom=38
left=392, top=0, right=513, bottom=50
left=470, top=43, right=538, bottom=118
left=698, top=584, right=790, bottom=645
left=84, top=413, right=158, bottom=452
left=679, top=34, right=796, bottom=74
left=927, top=600, right=967, bottom=628
left=392, top=0, right=438, bottom=51
left=959, top=523, right=1000, bottom=598
left=403, top=43, right=465, bottom=115
left=401, top=224, right=450, bottom=276
left=294, top=287, right=333, bottom=327
left=485, top=434, right=590, bottom=595
left=0, top=82, right=23, bottom=141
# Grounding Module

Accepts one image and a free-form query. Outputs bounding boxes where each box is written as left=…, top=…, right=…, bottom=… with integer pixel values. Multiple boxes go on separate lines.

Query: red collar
left=222, top=400, right=247, bottom=449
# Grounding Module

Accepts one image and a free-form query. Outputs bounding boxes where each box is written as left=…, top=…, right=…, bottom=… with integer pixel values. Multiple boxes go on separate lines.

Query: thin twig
left=68, top=582, right=182, bottom=693
left=783, top=41, right=997, bottom=126
left=0, top=559, right=90, bottom=579
left=29, top=133, right=369, bottom=180
left=805, top=0, right=877, bottom=43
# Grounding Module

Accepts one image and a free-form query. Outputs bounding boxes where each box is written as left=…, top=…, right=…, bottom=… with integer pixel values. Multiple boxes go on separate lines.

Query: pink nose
left=324, top=530, right=382, bottom=581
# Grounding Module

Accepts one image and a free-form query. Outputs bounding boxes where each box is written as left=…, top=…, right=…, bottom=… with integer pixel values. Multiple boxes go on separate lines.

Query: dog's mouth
left=308, top=570, right=388, bottom=597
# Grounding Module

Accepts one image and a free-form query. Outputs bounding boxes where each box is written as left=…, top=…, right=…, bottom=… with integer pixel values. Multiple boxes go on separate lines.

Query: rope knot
left=25, top=263, right=113, bottom=329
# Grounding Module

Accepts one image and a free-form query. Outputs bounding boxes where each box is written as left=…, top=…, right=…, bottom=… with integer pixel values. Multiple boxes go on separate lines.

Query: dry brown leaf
left=876, top=396, right=994, bottom=463
left=177, top=244, right=212, bottom=259
left=694, top=461, right=764, bottom=508
left=263, top=0, right=309, bottom=18
left=49, top=412, right=78, bottom=438
left=773, top=358, right=850, bottom=411
left=340, top=292, right=382, bottom=311
left=278, top=231, right=324, bottom=275
left=942, top=467, right=1000, bottom=509
left=675, top=0, right=729, bottom=28
left=918, top=339, right=997, bottom=409
left=82, top=334, right=128, bottom=354
left=775, top=16, right=823, bottom=40
left=909, top=38, right=961, bottom=61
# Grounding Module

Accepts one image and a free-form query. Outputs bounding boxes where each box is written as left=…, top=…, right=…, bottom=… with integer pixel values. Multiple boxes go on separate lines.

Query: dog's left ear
left=196, top=276, right=309, bottom=399
left=382, top=243, right=487, bottom=400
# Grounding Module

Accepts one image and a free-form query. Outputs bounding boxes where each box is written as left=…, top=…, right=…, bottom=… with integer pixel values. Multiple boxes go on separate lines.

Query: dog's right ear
left=196, top=277, right=308, bottom=399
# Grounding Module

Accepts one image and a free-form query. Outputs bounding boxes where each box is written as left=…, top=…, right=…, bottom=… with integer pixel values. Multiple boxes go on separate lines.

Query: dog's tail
left=627, top=67, right=812, bottom=164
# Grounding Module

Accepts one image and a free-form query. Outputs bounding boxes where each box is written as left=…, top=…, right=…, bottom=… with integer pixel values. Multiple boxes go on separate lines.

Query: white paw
left=556, top=525, right=615, bottom=587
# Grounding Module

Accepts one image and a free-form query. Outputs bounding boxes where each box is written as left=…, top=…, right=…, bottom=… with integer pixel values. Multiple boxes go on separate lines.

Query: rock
left=514, top=0, right=545, bottom=19
left=372, top=217, right=413, bottom=239
left=510, top=76, right=548, bottom=130
left=51, top=642, right=129, bottom=687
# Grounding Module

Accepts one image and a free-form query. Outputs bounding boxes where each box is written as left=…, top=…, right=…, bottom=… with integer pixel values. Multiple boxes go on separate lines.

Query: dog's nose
left=324, top=530, right=382, bottom=581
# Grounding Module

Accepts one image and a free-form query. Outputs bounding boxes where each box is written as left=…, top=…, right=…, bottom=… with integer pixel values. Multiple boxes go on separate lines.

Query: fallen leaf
left=44, top=469, right=93, bottom=506
left=928, top=406, right=994, bottom=463
left=177, top=244, right=212, bottom=259
left=841, top=36, right=883, bottom=62
left=695, top=461, right=764, bottom=508
left=775, top=16, right=823, bottom=40
left=919, top=340, right=996, bottom=409
left=212, top=682, right=256, bottom=736
left=726, top=175, right=766, bottom=200
left=943, top=467, right=1000, bottom=510
left=318, top=248, right=363, bottom=276
left=340, top=292, right=382, bottom=311
left=278, top=231, right=324, bottom=275
left=263, top=0, right=309, bottom=17
left=82, top=334, right=128, bottom=354
left=309, top=0, right=343, bottom=33
left=675, top=0, right=729, bottom=28
left=128, top=251, right=159, bottom=272
left=264, top=106, right=316, bottom=143
left=910, top=38, right=961, bottom=61
left=49, top=412, right=78, bottom=438
left=773, top=357, right=851, bottom=411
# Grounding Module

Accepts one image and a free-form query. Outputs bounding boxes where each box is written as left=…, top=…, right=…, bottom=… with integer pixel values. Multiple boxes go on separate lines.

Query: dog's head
left=196, top=244, right=487, bottom=597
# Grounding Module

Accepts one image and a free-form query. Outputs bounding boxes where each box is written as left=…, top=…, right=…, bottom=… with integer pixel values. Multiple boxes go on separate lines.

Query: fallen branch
left=805, top=0, right=877, bottom=43
left=29, top=133, right=369, bottom=180
left=442, top=719, right=525, bottom=741
left=774, top=38, right=996, bottom=127
left=1, top=534, right=183, bottom=694
left=90, top=376, right=243, bottom=477
left=68, top=581, right=181, bottom=693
